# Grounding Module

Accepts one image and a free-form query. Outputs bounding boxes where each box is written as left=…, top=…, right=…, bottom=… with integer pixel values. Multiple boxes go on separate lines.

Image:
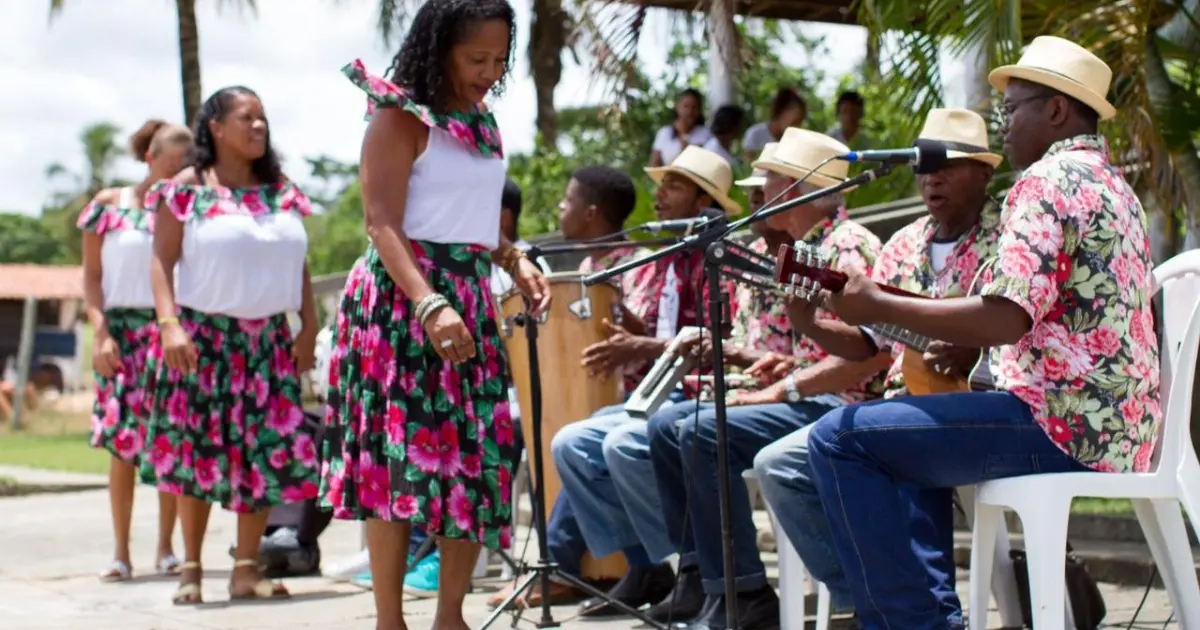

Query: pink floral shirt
left=979, top=135, right=1161, bottom=473
left=730, top=238, right=794, bottom=357
left=870, top=200, right=1003, bottom=398
left=799, top=210, right=886, bottom=402
left=577, top=246, right=653, bottom=320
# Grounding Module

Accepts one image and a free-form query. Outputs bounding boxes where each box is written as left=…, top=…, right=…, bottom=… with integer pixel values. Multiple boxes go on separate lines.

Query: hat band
left=919, top=139, right=992, bottom=155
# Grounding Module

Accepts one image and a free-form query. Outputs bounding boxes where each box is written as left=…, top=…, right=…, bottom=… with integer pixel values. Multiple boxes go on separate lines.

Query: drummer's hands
left=676, top=329, right=714, bottom=365
left=581, top=319, right=651, bottom=376
left=514, top=258, right=551, bottom=317
left=425, top=306, right=476, bottom=364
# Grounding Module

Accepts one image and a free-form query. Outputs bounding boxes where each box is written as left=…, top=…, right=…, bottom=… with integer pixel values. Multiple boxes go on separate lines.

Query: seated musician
left=796, top=40, right=1159, bottom=628
left=486, top=164, right=653, bottom=608
left=752, top=108, right=1004, bottom=622
left=517, top=147, right=742, bottom=616
left=632, top=130, right=891, bottom=630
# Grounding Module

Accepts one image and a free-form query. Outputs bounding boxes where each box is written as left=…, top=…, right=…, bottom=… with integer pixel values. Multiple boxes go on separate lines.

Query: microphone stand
left=584, top=163, right=894, bottom=630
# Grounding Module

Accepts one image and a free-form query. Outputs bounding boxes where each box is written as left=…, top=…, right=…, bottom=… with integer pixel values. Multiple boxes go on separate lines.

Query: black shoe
left=644, top=565, right=706, bottom=623
left=684, top=585, right=780, bottom=630
left=578, top=563, right=675, bottom=617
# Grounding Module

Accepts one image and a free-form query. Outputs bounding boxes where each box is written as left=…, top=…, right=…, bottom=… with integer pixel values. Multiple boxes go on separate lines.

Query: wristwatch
left=783, top=374, right=803, bottom=404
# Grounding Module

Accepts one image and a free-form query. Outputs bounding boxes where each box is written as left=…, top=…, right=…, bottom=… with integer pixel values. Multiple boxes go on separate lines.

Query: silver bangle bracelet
left=415, top=294, right=449, bottom=325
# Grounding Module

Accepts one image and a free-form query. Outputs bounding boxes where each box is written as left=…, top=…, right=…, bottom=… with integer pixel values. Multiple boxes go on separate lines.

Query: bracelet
left=157, top=316, right=179, bottom=327
left=502, top=249, right=526, bottom=276
left=414, top=294, right=450, bottom=325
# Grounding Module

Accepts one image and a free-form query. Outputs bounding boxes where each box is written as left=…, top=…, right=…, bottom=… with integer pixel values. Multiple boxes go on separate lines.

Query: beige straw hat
left=734, top=143, right=779, bottom=188
left=645, top=145, right=742, bottom=215
left=752, top=128, right=851, bottom=189
left=988, top=35, right=1116, bottom=121
left=917, top=108, right=1004, bottom=167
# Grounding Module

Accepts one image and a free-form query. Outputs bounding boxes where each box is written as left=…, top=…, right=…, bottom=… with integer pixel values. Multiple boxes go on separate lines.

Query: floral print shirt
left=869, top=200, right=1004, bottom=398
left=730, top=238, right=794, bottom=357
left=796, top=210, right=886, bottom=402
left=979, top=135, right=1160, bottom=473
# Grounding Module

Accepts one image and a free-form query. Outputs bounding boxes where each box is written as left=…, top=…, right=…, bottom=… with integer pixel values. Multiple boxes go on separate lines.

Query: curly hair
left=386, top=0, right=516, bottom=114
left=571, top=166, right=637, bottom=228
left=189, top=86, right=284, bottom=185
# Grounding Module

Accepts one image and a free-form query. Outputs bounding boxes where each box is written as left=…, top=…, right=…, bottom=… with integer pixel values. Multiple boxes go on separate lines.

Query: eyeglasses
left=994, top=94, right=1054, bottom=126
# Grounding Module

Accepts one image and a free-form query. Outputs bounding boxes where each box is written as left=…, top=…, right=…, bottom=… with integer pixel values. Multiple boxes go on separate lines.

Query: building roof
left=615, top=0, right=857, bottom=24
left=0, top=264, right=83, bottom=300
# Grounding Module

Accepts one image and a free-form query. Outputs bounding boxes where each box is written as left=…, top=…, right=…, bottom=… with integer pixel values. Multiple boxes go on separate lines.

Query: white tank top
left=402, top=126, right=506, bottom=248
left=101, top=187, right=156, bottom=309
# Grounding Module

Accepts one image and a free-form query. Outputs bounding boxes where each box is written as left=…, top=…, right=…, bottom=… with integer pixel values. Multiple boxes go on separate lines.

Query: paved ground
left=0, top=466, right=1182, bottom=629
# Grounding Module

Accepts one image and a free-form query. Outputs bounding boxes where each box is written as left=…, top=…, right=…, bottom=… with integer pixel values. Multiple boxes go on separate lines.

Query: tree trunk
left=864, top=30, right=882, bottom=79
left=528, top=0, right=565, bottom=149
left=1144, top=36, right=1200, bottom=247
left=176, top=0, right=203, bottom=126
left=706, top=0, right=737, bottom=113
left=1159, top=0, right=1200, bottom=55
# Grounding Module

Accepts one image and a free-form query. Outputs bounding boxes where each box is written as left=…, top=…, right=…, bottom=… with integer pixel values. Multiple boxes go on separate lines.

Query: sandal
left=99, top=560, right=132, bottom=583
left=229, top=558, right=290, bottom=600
left=172, top=561, right=203, bottom=605
left=156, top=553, right=182, bottom=576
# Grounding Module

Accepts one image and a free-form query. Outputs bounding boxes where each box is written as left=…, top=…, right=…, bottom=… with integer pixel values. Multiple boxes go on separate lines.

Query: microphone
left=837, top=138, right=949, bottom=175
left=641, top=207, right=727, bottom=234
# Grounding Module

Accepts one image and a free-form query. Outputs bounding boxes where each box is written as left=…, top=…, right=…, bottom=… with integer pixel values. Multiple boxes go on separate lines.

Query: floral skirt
left=141, top=307, right=320, bottom=513
left=90, top=308, right=156, bottom=464
left=320, top=242, right=517, bottom=551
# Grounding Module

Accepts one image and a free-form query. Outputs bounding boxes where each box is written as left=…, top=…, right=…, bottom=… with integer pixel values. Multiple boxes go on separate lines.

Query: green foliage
left=38, top=121, right=129, bottom=264
left=0, top=213, right=65, bottom=264
left=306, top=180, right=369, bottom=276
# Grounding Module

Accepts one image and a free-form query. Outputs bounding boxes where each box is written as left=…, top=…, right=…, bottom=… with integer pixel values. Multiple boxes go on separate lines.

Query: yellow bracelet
left=158, top=316, right=179, bottom=326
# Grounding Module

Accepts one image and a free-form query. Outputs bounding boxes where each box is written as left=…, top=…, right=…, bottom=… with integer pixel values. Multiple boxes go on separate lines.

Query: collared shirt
left=868, top=200, right=1004, bottom=399
left=729, top=237, right=794, bottom=356
left=979, top=134, right=1161, bottom=473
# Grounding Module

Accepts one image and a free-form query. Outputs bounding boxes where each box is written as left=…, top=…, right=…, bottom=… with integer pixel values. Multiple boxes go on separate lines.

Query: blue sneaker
left=351, top=570, right=373, bottom=589
left=403, top=551, right=439, bottom=598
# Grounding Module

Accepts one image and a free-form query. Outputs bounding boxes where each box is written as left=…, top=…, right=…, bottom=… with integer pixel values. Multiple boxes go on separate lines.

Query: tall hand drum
left=499, top=272, right=628, bottom=580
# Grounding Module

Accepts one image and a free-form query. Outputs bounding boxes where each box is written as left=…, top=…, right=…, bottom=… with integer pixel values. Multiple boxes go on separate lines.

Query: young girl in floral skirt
left=319, top=1, right=550, bottom=628
left=144, top=86, right=320, bottom=605
left=81, top=119, right=192, bottom=583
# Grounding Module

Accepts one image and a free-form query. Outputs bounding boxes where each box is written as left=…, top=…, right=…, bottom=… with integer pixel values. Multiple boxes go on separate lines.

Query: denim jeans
left=647, top=396, right=841, bottom=595
left=807, top=391, right=1091, bottom=630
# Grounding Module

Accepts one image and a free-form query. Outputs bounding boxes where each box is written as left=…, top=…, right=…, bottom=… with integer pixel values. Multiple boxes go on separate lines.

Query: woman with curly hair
left=81, top=119, right=192, bottom=583
left=319, top=0, right=549, bottom=627
left=143, top=86, right=320, bottom=605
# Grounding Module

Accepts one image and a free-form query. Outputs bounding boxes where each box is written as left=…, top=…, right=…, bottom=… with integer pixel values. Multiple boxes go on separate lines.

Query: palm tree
left=48, top=0, right=257, bottom=126
left=41, top=122, right=129, bottom=263
left=856, top=0, right=1200, bottom=254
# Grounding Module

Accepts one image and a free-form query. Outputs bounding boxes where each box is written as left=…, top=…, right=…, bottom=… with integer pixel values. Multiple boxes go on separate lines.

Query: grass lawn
left=0, top=407, right=108, bottom=475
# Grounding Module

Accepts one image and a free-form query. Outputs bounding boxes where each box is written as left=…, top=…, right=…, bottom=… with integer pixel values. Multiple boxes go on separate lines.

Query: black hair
left=674, top=88, right=706, bottom=126
left=571, top=166, right=638, bottom=228
left=189, top=86, right=284, bottom=185
left=501, top=178, right=522, bottom=220
left=710, top=105, right=746, bottom=136
left=387, top=0, right=516, bottom=114
left=837, top=90, right=865, bottom=109
left=770, top=88, right=807, bottom=120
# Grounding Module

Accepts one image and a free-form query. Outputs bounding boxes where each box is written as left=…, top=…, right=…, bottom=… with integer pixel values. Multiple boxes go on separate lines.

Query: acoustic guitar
left=773, top=242, right=994, bottom=395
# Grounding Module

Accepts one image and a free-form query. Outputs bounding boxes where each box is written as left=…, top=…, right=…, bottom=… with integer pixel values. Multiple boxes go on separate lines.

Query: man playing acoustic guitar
left=753, top=107, right=1005, bottom=623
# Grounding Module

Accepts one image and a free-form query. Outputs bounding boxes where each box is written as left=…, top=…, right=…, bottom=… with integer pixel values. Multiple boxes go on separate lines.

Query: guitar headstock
left=774, top=241, right=849, bottom=293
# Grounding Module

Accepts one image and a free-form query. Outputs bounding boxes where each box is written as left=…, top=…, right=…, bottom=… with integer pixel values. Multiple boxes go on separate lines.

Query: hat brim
left=751, top=158, right=856, bottom=192
left=644, top=166, right=743, bottom=216
left=734, top=175, right=766, bottom=188
left=945, top=150, right=1005, bottom=168
left=988, top=65, right=1116, bottom=121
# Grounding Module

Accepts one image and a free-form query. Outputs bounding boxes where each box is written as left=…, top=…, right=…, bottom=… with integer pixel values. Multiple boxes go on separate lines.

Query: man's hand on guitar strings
left=922, top=340, right=982, bottom=378
left=822, top=269, right=883, bottom=327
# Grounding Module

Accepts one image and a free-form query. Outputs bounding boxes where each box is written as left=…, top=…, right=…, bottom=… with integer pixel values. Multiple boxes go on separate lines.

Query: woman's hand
left=293, top=329, right=317, bottom=373
left=92, top=333, right=122, bottom=379
left=513, top=258, right=551, bottom=317
left=424, top=306, right=476, bottom=365
left=161, top=321, right=199, bottom=375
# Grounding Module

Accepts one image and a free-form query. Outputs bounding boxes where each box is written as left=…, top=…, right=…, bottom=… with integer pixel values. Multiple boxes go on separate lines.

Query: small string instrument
left=773, top=242, right=994, bottom=395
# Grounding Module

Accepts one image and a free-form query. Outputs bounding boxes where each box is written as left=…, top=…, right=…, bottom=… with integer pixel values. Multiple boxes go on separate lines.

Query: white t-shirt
left=653, top=124, right=714, bottom=166
left=702, top=138, right=736, bottom=166
left=742, top=122, right=777, bottom=155
left=100, top=188, right=156, bottom=309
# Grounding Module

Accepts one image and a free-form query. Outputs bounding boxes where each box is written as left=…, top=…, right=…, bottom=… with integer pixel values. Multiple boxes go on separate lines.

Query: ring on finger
left=440, top=339, right=454, bottom=349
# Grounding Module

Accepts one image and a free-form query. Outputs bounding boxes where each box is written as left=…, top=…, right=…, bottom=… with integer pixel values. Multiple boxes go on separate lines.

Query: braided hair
left=189, top=86, right=284, bottom=185
left=385, top=0, right=516, bottom=114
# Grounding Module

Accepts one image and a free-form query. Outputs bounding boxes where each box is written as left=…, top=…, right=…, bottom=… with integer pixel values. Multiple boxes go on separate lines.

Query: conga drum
left=499, top=272, right=629, bottom=580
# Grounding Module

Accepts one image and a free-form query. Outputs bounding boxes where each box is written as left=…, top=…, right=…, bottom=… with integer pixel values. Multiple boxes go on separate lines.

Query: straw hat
left=988, top=35, right=1116, bottom=121
left=645, top=145, right=742, bottom=215
left=753, top=128, right=851, bottom=189
left=734, top=142, right=778, bottom=188
left=917, top=108, right=1003, bottom=167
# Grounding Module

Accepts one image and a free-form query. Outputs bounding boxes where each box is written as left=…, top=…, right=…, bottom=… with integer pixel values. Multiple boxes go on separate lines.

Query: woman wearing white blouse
left=649, top=88, right=713, bottom=167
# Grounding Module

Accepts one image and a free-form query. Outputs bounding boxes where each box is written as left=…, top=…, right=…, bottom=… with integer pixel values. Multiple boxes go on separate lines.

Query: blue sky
left=0, top=0, right=896, bottom=215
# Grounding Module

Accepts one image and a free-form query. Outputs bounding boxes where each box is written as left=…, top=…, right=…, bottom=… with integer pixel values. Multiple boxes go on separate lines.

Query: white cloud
left=0, top=0, right=870, bottom=216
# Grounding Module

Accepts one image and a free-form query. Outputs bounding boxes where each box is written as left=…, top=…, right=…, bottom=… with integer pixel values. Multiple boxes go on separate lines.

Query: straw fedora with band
left=917, top=108, right=1004, bottom=168
left=753, top=128, right=851, bottom=189
left=645, top=145, right=743, bottom=215
left=735, top=142, right=778, bottom=188
left=988, top=35, right=1116, bottom=121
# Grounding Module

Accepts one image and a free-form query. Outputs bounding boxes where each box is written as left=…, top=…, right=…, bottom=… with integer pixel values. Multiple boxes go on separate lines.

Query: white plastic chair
left=968, top=249, right=1200, bottom=630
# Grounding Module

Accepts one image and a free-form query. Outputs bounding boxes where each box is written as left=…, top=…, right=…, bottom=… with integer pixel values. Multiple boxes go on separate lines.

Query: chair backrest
left=1149, top=249, right=1200, bottom=472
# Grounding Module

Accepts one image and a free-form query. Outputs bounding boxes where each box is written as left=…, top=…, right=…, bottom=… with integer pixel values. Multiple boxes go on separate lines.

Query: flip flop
left=172, top=561, right=203, bottom=605
left=99, top=560, right=131, bottom=583
left=228, top=558, right=290, bottom=600
left=156, top=553, right=182, bottom=576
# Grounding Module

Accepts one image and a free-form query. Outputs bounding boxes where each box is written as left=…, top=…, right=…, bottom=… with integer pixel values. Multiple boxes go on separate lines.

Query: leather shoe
left=579, top=563, right=675, bottom=617
left=684, top=585, right=780, bottom=630
left=644, top=565, right=705, bottom=623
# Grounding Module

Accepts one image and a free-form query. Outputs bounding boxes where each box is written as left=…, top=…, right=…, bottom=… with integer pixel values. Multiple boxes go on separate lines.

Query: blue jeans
left=808, top=391, right=1091, bottom=630
left=647, top=397, right=841, bottom=595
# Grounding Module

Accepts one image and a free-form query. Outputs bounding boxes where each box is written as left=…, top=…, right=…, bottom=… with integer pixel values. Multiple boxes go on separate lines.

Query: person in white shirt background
left=742, top=87, right=808, bottom=162
left=702, top=104, right=747, bottom=166
left=649, top=88, right=713, bottom=167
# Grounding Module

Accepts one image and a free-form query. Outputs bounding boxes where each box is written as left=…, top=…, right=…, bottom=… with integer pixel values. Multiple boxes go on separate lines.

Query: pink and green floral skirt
left=90, top=307, right=156, bottom=464
left=320, top=242, right=517, bottom=551
left=140, top=308, right=320, bottom=512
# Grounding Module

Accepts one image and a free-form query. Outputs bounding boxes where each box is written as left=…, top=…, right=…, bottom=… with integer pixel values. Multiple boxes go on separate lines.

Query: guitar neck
left=867, top=322, right=934, bottom=353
